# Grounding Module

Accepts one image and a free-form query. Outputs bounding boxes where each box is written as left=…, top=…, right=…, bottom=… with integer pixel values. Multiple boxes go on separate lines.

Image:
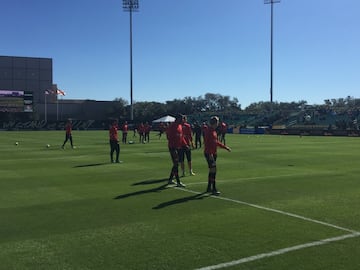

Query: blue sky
left=1, top=0, right=359, bottom=108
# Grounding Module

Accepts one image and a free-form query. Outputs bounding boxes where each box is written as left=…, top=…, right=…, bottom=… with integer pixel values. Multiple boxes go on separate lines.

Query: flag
left=56, top=89, right=66, bottom=96
left=45, top=89, right=51, bottom=95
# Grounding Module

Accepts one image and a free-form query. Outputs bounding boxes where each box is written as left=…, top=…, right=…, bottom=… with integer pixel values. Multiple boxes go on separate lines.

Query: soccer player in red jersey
left=201, top=121, right=208, bottom=145
left=166, top=114, right=187, bottom=187
left=157, top=122, right=166, bottom=139
left=122, top=121, right=128, bottom=144
left=109, top=119, right=120, bottom=163
left=138, top=123, right=145, bottom=143
left=144, top=122, right=151, bottom=143
left=62, top=119, right=74, bottom=149
left=180, top=115, right=195, bottom=176
left=220, top=121, right=227, bottom=145
left=204, top=116, right=231, bottom=195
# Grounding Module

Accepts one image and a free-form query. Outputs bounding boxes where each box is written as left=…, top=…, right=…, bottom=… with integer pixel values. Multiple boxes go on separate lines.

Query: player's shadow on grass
left=152, top=192, right=208, bottom=210
left=132, top=178, right=169, bottom=186
left=114, top=181, right=168, bottom=200
left=73, top=162, right=108, bottom=168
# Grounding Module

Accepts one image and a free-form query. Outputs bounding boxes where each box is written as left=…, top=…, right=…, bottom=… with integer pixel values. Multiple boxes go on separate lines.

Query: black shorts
left=169, top=147, right=180, bottom=164
left=109, top=140, right=119, bottom=150
left=204, top=153, right=217, bottom=168
left=65, top=133, right=72, bottom=140
left=179, top=146, right=191, bottom=162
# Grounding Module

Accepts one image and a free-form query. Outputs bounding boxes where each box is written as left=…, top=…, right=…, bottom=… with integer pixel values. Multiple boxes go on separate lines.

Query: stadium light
left=264, top=0, right=280, bottom=104
left=123, top=0, right=139, bottom=121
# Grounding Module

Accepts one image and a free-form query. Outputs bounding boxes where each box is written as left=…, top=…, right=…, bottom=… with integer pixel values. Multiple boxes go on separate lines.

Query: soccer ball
left=15, top=142, right=19, bottom=146
left=46, top=144, right=50, bottom=148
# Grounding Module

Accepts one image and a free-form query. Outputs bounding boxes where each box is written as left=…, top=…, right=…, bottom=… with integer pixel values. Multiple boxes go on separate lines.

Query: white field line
left=173, top=188, right=360, bottom=269
left=178, top=188, right=358, bottom=234
left=194, top=232, right=360, bottom=270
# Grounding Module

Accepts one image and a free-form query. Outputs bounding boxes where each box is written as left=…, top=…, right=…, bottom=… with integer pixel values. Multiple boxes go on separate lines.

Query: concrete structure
left=0, top=55, right=115, bottom=121
left=0, top=55, right=53, bottom=104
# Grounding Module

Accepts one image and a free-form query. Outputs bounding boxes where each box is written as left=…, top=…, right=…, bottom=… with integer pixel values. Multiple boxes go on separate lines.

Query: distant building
left=0, top=55, right=53, bottom=104
left=0, top=55, right=116, bottom=122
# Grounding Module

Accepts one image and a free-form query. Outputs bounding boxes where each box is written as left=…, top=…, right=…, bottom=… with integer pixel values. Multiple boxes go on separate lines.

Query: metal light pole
left=264, top=0, right=280, bottom=104
left=123, top=0, right=139, bottom=121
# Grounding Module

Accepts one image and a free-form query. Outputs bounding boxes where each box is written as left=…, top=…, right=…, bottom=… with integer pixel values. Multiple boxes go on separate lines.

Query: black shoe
left=168, top=180, right=176, bottom=185
left=176, top=182, right=186, bottom=187
left=212, top=190, right=221, bottom=196
left=206, top=187, right=212, bottom=193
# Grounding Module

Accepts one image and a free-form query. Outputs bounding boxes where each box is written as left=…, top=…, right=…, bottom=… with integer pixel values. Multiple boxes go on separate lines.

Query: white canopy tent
left=152, top=115, right=175, bottom=123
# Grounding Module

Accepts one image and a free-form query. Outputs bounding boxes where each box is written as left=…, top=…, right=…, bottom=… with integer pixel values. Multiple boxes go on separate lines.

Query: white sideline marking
left=173, top=188, right=360, bottom=270
left=179, top=188, right=358, bottom=234
left=194, top=232, right=360, bottom=270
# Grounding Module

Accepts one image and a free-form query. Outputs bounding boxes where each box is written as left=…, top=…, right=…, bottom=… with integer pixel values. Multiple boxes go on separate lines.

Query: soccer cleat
left=168, top=180, right=176, bottom=185
left=206, top=187, right=212, bottom=193
left=212, top=190, right=221, bottom=196
left=176, top=182, right=186, bottom=188
left=190, top=171, right=196, bottom=176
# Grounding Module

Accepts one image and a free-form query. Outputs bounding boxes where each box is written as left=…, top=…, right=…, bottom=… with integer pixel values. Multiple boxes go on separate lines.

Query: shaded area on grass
left=153, top=192, right=209, bottom=209
left=73, top=163, right=108, bottom=168
left=114, top=179, right=169, bottom=200
left=132, top=178, right=169, bottom=186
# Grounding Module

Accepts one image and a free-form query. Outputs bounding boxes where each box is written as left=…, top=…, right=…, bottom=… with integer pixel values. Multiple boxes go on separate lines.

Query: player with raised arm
left=204, top=116, right=231, bottom=195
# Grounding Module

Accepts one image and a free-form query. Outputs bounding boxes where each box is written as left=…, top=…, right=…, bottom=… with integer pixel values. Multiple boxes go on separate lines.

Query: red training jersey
left=122, top=124, right=128, bottom=133
left=138, top=123, right=145, bottom=134
left=204, top=127, right=227, bottom=155
left=65, top=123, right=72, bottom=135
left=166, top=122, right=186, bottom=149
left=182, top=122, right=193, bottom=146
left=109, top=124, right=118, bottom=141
left=220, top=122, right=227, bottom=133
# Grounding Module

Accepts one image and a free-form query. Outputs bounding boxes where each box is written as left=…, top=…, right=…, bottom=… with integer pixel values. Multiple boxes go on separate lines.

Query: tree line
left=108, top=93, right=360, bottom=125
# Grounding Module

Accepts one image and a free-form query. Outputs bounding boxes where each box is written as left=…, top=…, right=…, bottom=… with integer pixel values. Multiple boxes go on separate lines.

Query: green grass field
left=1, top=131, right=360, bottom=270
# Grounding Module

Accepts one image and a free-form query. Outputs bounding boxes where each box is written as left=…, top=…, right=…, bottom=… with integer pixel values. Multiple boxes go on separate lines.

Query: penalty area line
left=194, top=232, right=360, bottom=270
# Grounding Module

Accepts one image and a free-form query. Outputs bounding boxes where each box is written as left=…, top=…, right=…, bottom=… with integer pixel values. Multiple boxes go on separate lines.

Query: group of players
left=166, top=114, right=231, bottom=195
left=62, top=115, right=231, bottom=195
left=110, top=114, right=231, bottom=195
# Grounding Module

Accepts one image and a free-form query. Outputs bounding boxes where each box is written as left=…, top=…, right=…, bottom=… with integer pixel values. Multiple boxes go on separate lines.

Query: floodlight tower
left=123, top=0, right=139, bottom=121
left=264, top=0, right=280, bottom=104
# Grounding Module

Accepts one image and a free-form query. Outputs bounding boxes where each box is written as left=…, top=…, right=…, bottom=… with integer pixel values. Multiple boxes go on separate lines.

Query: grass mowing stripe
left=2, top=132, right=360, bottom=269
left=195, top=232, right=360, bottom=270
left=175, top=187, right=359, bottom=234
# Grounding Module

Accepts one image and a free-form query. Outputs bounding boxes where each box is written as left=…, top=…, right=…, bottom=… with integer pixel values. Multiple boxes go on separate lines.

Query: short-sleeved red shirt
left=65, top=123, right=72, bottom=135
left=166, top=122, right=186, bottom=149
left=122, top=124, right=128, bottom=133
left=204, top=127, right=226, bottom=154
left=109, top=124, right=118, bottom=141
left=182, top=122, right=192, bottom=146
